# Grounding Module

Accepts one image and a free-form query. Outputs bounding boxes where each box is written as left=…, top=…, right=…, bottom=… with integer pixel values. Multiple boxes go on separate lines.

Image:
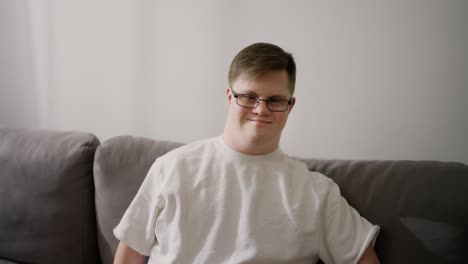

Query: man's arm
left=358, top=245, right=380, bottom=264
left=114, top=241, right=145, bottom=264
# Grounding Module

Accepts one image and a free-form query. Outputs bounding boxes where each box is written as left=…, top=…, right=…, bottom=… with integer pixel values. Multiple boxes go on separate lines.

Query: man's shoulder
left=285, top=157, right=335, bottom=187
left=157, top=136, right=219, bottom=163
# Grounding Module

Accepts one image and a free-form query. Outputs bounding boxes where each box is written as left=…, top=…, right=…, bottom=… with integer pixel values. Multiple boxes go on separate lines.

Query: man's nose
left=253, top=99, right=271, bottom=115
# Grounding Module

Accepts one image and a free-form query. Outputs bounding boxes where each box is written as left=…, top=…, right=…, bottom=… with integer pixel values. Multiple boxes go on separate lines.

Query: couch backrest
left=93, top=135, right=183, bottom=264
left=300, top=158, right=468, bottom=263
left=0, top=128, right=101, bottom=264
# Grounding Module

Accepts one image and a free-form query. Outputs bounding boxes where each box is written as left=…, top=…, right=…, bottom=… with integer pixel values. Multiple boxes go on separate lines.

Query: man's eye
left=246, top=95, right=258, bottom=101
left=269, top=98, right=286, bottom=103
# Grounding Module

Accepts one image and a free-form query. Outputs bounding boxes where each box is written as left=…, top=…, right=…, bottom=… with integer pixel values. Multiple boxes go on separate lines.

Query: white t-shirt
left=114, top=136, right=379, bottom=264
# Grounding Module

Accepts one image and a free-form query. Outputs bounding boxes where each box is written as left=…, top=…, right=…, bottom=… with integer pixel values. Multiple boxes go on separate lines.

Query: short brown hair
left=228, top=42, right=296, bottom=95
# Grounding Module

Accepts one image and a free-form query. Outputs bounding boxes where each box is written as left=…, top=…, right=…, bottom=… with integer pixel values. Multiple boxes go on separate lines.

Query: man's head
left=228, top=42, right=296, bottom=95
left=223, top=43, right=297, bottom=155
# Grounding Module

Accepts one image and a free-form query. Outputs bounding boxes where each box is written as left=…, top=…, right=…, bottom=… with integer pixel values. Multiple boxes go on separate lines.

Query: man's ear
left=288, top=97, right=296, bottom=112
left=226, top=88, right=233, bottom=103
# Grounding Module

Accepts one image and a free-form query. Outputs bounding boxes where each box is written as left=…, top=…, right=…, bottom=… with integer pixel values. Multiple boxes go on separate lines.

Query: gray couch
left=0, top=127, right=467, bottom=264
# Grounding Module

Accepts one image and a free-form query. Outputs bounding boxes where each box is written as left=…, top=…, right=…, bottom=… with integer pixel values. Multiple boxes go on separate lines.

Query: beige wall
left=1, top=0, right=467, bottom=163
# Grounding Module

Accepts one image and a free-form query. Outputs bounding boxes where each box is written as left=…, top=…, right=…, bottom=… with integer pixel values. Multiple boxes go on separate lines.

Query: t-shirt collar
left=217, top=135, right=283, bottom=161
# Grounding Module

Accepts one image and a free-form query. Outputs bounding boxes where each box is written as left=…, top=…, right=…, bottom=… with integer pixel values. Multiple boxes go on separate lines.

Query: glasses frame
left=230, top=88, right=292, bottom=112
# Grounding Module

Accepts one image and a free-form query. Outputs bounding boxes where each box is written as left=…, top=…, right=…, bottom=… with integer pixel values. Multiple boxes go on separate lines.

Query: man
left=114, top=43, right=380, bottom=263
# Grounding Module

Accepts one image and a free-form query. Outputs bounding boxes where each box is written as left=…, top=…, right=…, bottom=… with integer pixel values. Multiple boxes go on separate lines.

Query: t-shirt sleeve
left=318, top=180, right=380, bottom=264
left=113, top=160, right=166, bottom=256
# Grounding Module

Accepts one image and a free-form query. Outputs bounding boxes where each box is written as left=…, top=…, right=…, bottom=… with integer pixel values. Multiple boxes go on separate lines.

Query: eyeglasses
left=230, top=88, right=292, bottom=112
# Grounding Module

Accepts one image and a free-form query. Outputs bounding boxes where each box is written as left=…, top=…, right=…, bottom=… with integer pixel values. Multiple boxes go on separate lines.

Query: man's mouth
left=248, top=119, right=272, bottom=124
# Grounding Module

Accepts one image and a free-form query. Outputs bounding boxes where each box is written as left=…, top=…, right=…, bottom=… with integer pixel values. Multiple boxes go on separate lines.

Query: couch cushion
left=300, top=158, right=468, bottom=264
left=0, top=128, right=100, bottom=263
left=0, top=258, right=21, bottom=264
left=94, top=135, right=183, bottom=264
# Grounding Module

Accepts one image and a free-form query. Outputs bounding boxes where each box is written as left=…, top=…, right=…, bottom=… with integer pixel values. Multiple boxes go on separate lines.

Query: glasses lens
left=267, top=98, right=289, bottom=111
left=237, top=95, right=258, bottom=108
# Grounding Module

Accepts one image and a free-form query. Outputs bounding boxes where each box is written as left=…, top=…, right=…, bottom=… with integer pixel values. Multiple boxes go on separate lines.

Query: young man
left=114, top=43, right=380, bottom=263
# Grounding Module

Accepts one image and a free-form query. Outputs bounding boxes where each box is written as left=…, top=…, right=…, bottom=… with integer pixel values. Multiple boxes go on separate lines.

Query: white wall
left=1, top=0, right=467, bottom=163
left=0, top=0, right=37, bottom=127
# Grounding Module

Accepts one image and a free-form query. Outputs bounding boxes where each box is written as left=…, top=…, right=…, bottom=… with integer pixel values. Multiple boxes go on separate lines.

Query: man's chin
left=245, top=130, right=273, bottom=143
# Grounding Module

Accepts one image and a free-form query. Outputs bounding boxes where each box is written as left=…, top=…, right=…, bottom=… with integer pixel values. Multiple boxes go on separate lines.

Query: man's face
left=225, top=70, right=295, bottom=151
